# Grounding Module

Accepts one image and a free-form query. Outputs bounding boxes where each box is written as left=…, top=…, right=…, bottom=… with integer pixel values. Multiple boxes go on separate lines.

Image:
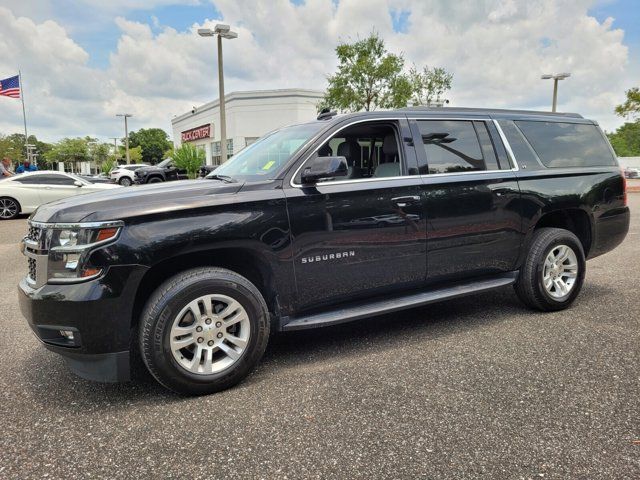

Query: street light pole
left=541, top=73, right=571, bottom=112
left=116, top=114, right=133, bottom=164
left=198, top=24, right=237, bottom=164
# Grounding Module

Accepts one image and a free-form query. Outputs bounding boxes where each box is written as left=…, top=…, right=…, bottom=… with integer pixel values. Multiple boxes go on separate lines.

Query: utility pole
left=541, top=73, right=571, bottom=112
left=110, top=137, right=119, bottom=162
left=198, top=25, right=237, bottom=164
left=116, top=114, right=133, bottom=164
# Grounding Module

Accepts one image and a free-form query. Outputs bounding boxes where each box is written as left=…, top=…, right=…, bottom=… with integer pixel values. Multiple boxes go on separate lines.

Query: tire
left=514, top=227, right=586, bottom=311
left=139, top=267, right=270, bottom=395
left=147, top=176, right=163, bottom=183
left=0, top=197, right=21, bottom=220
left=119, top=177, right=132, bottom=187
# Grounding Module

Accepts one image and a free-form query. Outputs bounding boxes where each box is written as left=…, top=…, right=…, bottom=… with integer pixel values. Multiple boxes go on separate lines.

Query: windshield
left=206, top=122, right=325, bottom=181
left=157, top=158, right=172, bottom=168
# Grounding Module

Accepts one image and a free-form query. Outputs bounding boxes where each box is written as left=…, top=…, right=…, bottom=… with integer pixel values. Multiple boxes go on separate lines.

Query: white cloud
left=0, top=0, right=636, bottom=142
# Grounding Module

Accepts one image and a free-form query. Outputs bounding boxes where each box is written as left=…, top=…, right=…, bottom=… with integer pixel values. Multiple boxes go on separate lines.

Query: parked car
left=109, top=164, right=149, bottom=186
left=18, top=108, right=629, bottom=395
left=198, top=164, right=217, bottom=179
left=623, top=166, right=640, bottom=179
left=1, top=171, right=120, bottom=220
left=134, top=158, right=188, bottom=184
left=79, top=174, right=112, bottom=184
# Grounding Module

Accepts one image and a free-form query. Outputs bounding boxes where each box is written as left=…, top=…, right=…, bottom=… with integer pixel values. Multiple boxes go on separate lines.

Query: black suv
left=19, top=108, right=630, bottom=395
left=134, top=158, right=188, bottom=183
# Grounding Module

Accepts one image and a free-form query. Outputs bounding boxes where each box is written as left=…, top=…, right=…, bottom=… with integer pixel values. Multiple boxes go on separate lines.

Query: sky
left=0, top=0, right=638, bottom=143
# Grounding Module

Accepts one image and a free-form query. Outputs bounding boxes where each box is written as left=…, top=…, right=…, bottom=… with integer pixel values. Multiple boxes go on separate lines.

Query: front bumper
left=18, top=264, right=148, bottom=382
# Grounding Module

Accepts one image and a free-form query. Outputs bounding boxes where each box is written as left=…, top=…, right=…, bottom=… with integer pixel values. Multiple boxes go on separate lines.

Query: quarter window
left=417, top=120, right=492, bottom=174
left=514, top=121, right=617, bottom=168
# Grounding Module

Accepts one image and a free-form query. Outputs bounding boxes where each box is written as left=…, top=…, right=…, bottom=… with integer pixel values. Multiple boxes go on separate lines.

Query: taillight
left=621, top=167, right=627, bottom=206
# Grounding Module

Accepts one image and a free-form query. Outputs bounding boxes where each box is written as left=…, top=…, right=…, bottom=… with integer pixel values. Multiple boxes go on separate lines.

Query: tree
left=322, top=32, right=412, bottom=112
left=173, top=143, right=205, bottom=179
left=128, top=146, right=143, bottom=163
left=101, top=158, right=116, bottom=174
left=127, top=128, right=172, bottom=164
left=607, top=122, right=640, bottom=157
left=408, top=65, right=453, bottom=106
left=0, top=133, right=52, bottom=165
left=44, top=138, right=90, bottom=169
left=615, top=87, right=640, bottom=120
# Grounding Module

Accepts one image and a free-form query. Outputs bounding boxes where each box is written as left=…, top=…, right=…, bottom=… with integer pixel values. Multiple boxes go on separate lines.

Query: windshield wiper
left=206, top=174, right=237, bottom=183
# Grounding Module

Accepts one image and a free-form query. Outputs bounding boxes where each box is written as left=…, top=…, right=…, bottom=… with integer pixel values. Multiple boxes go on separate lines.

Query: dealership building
left=171, top=88, right=324, bottom=165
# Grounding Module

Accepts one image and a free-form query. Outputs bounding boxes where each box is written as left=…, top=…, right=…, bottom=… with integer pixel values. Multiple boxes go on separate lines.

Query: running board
left=281, top=272, right=518, bottom=331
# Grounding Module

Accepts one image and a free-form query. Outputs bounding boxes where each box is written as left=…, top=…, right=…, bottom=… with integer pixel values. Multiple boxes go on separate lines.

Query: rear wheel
left=514, top=227, right=586, bottom=311
left=0, top=197, right=20, bottom=220
left=119, top=177, right=132, bottom=187
left=139, top=267, right=270, bottom=395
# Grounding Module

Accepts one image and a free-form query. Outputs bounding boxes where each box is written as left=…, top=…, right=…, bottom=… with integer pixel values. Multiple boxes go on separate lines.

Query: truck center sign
left=181, top=124, right=212, bottom=142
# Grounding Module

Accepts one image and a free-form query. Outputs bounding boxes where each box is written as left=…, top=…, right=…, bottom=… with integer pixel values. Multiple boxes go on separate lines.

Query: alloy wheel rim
left=169, top=294, right=251, bottom=375
left=542, top=244, right=578, bottom=299
left=0, top=199, right=18, bottom=219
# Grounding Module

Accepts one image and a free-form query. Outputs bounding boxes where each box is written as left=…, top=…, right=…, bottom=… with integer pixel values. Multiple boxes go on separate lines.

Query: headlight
left=46, top=222, right=122, bottom=282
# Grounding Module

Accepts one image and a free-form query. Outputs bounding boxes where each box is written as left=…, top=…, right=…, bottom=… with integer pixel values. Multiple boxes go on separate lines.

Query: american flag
left=0, top=75, right=20, bottom=99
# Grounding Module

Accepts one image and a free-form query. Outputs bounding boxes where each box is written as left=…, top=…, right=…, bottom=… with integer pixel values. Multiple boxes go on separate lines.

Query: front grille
left=28, top=258, right=37, bottom=283
left=27, top=224, right=41, bottom=242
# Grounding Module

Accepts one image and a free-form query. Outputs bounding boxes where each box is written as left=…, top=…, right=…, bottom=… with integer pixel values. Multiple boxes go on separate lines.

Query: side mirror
left=73, top=180, right=84, bottom=187
left=301, top=156, right=348, bottom=184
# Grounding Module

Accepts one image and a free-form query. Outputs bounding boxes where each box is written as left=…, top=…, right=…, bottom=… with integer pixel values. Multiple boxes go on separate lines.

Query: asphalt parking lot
left=0, top=197, right=638, bottom=480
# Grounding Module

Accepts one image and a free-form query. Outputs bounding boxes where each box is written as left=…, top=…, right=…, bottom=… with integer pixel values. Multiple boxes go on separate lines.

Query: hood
left=31, top=179, right=244, bottom=223
left=135, top=165, right=164, bottom=174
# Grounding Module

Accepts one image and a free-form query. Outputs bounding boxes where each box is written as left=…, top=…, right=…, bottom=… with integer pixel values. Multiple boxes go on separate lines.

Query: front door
left=410, top=118, right=523, bottom=283
left=284, top=119, right=427, bottom=312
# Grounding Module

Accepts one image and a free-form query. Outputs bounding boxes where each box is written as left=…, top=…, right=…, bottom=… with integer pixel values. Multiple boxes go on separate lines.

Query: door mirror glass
left=301, top=156, right=348, bottom=184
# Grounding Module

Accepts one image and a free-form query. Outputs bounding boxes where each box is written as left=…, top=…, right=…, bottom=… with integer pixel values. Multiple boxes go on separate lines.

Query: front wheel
left=119, top=177, right=132, bottom=187
left=147, top=176, right=163, bottom=183
left=514, top=227, right=586, bottom=311
left=0, top=197, right=20, bottom=220
left=139, top=267, right=270, bottom=395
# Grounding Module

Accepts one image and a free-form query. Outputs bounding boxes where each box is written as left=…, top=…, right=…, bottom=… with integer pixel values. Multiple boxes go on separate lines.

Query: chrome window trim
left=289, top=117, right=406, bottom=188
left=411, top=117, right=519, bottom=178
left=492, top=119, right=520, bottom=171
left=289, top=117, right=522, bottom=187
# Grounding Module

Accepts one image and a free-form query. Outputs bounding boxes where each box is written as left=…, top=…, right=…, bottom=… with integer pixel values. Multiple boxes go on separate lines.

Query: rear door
left=284, top=118, right=427, bottom=311
left=409, top=117, right=523, bottom=283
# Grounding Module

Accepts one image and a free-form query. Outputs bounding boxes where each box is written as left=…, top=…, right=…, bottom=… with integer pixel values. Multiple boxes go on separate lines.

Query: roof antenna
left=317, top=108, right=337, bottom=120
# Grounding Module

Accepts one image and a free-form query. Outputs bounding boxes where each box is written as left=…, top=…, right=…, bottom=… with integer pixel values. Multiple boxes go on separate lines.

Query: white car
left=110, top=164, right=149, bottom=186
left=0, top=171, right=121, bottom=220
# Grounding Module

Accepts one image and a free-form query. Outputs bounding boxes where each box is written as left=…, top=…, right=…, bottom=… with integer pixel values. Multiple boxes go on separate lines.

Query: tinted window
left=14, top=174, right=72, bottom=185
left=497, top=120, right=543, bottom=170
left=417, top=120, right=486, bottom=174
left=515, top=121, right=616, bottom=168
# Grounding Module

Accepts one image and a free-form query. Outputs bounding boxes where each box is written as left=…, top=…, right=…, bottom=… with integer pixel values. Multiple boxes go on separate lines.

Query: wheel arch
left=530, top=208, right=593, bottom=257
left=130, top=247, right=277, bottom=330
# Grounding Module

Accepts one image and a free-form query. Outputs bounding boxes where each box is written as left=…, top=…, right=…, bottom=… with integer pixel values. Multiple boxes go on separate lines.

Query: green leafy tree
left=101, top=158, right=116, bottom=174
left=128, top=146, right=143, bottom=163
left=607, top=122, right=640, bottom=157
left=43, top=137, right=90, bottom=169
left=408, top=65, right=453, bottom=106
left=127, top=128, right=172, bottom=164
left=0, top=133, right=52, bottom=166
left=173, top=143, right=205, bottom=179
left=322, top=32, right=412, bottom=112
left=615, top=87, right=640, bottom=120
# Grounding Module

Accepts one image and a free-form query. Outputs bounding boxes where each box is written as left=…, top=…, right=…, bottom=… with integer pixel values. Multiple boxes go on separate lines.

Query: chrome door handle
left=391, top=195, right=421, bottom=207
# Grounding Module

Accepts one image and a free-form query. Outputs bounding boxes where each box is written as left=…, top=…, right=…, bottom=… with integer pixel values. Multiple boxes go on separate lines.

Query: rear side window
left=497, top=120, right=544, bottom=170
left=515, top=121, right=616, bottom=168
left=417, top=120, right=488, bottom=174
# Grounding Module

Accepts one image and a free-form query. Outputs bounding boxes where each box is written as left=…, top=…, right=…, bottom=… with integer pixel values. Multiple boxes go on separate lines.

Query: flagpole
left=18, top=70, right=30, bottom=164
